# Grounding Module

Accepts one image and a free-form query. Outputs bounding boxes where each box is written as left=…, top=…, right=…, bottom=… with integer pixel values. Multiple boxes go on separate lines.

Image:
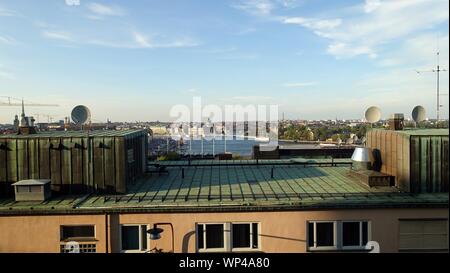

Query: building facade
left=0, top=129, right=448, bottom=253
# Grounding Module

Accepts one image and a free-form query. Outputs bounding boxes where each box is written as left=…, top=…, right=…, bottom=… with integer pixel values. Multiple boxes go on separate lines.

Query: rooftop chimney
left=351, top=147, right=374, bottom=171
left=388, top=113, right=404, bottom=130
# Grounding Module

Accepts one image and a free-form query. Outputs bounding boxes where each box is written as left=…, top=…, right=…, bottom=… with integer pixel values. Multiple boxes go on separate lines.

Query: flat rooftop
left=0, top=129, right=146, bottom=139
left=0, top=159, right=447, bottom=214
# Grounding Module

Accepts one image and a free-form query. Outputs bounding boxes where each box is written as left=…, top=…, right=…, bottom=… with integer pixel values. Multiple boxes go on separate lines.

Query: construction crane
left=32, top=113, right=56, bottom=123
left=0, top=96, right=59, bottom=107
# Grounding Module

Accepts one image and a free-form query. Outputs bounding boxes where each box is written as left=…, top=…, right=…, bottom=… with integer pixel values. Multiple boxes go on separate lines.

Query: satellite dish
left=71, top=105, right=91, bottom=125
left=365, top=106, right=381, bottom=123
left=412, top=105, right=426, bottom=123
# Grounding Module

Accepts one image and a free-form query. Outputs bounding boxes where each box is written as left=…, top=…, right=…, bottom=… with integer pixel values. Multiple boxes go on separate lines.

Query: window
left=197, top=222, right=260, bottom=252
left=307, top=221, right=370, bottom=251
left=342, top=221, right=369, bottom=249
left=308, top=221, right=336, bottom=250
left=120, top=225, right=148, bottom=253
left=61, top=225, right=95, bottom=241
left=197, top=223, right=226, bottom=252
left=232, top=223, right=259, bottom=250
left=399, top=220, right=448, bottom=252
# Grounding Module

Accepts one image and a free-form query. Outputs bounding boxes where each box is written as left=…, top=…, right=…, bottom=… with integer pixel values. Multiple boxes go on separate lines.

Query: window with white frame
left=342, top=221, right=369, bottom=249
left=232, top=223, right=259, bottom=251
left=308, top=221, right=337, bottom=250
left=308, top=220, right=370, bottom=251
left=120, top=225, right=148, bottom=253
left=196, top=222, right=260, bottom=252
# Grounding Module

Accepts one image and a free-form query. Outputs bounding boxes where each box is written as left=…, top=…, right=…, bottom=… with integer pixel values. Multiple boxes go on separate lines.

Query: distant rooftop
left=370, top=128, right=449, bottom=136
left=0, top=159, right=447, bottom=214
left=0, top=129, right=147, bottom=139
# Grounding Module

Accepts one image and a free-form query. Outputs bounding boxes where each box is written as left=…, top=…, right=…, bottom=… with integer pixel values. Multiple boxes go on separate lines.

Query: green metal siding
left=410, top=135, right=449, bottom=193
left=0, top=130, right=148, bottom=196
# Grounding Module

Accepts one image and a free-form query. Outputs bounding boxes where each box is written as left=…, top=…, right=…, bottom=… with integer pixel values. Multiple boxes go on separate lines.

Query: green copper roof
left=0, top=159, right=447, bottom=214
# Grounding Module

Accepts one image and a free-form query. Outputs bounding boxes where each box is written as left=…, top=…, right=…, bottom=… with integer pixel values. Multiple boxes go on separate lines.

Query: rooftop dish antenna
left=412, top=105, right=426, bottom=123
left=365, top=106, right=381, bottom=123
left=71, top=105, right=91, bottom=125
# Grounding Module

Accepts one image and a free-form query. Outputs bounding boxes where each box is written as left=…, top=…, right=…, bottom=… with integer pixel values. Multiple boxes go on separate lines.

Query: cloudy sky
left=0, top=0, right=448, bottom=123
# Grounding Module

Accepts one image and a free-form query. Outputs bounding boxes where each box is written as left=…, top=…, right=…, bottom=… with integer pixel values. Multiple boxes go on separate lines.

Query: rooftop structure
left=0, top=129, right=148, bottom=196
left=366, top=128, right=449, bottom=193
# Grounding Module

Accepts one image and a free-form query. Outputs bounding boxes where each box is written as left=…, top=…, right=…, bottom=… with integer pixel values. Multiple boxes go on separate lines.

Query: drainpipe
left=105, top=212, right=109, bottom=253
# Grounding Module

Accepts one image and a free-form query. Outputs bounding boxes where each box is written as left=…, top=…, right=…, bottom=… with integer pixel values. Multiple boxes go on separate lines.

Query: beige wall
left=0, top=215, right=107, bottom=253
left=0, top=208, right=447, bottom=253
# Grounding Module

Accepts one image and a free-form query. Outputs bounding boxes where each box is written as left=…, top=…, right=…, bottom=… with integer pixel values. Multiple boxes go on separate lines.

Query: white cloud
left=327, top=42, right=377, bottom=59
left=233, top=0, right=275, bottom=16
left=89, top=31, right=200, bottom=49
left=132, top=31, right=199, bottom=48
left=282, top=17, right=342, bottom=30
left=315, top=0, right=449, bottom=59
left=42, top=30, right=73, bottom=42
left=87, top=3, right=125, bottom=17
left=133, top=32, right=151, bottom=48
left=0, top=6, right=18, bottom=17
left=232, top=0, right=301, bottom=16
left=364, top=0, right=381, bottom=13
left=282, top=82, right=318, bottom=87
left=377, top=33, right=449, bottom=68
left=236, top=0, right=449, bottom=60
left=0, top=35, right=17, bottom=45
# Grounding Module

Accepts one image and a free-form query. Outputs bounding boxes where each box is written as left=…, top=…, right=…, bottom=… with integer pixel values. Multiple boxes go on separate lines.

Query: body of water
left=179, top=137, right=260, bottom=157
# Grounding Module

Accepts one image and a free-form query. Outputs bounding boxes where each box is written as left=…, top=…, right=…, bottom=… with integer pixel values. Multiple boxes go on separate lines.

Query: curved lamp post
left=147, top=223, right=174, bottom=253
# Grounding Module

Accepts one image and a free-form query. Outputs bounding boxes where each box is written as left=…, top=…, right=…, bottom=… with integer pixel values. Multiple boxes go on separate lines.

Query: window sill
left=60, top=237, right=97, bottom=242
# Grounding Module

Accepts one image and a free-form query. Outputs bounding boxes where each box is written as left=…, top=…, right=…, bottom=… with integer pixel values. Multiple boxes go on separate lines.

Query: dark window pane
left=232, top=224, right=251, bottom=248
left=362, top=222, right=368, bottom=246
left=140, top=226, right=147, bottom=250
left=316, top=223, right=334, bottom=247
left=205, top=224, right=224, bottom=249
left=121, top=226, right=140, bottom=250
left=252, top=223, right=258, bottom=249
left=308, top=223, right=314, bottom=247
left=343, top=222, right=361, bottom=246
left=61, top=225, right=95, bottom=240
left=197, top=224, right=204, bottom=249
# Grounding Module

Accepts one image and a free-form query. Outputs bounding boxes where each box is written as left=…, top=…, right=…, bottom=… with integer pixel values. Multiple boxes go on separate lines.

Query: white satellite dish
left=412, top=105, right=426, bottom=123
left=71, top=105, right=91, bottom=125
left=365, top=106, right=381, bottom=123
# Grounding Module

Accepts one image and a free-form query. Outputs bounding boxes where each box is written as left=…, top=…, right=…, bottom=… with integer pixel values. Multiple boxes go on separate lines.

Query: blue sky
left=0, top=0, right=448, bottom=123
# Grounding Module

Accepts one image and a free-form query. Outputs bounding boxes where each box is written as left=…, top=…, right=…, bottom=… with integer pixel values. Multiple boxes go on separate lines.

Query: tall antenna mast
left=416, top=38, right=448, bottom=123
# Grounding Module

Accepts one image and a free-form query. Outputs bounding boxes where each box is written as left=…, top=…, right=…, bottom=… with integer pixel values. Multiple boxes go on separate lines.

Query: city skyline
left=0, top=0, right=449, bottom=123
